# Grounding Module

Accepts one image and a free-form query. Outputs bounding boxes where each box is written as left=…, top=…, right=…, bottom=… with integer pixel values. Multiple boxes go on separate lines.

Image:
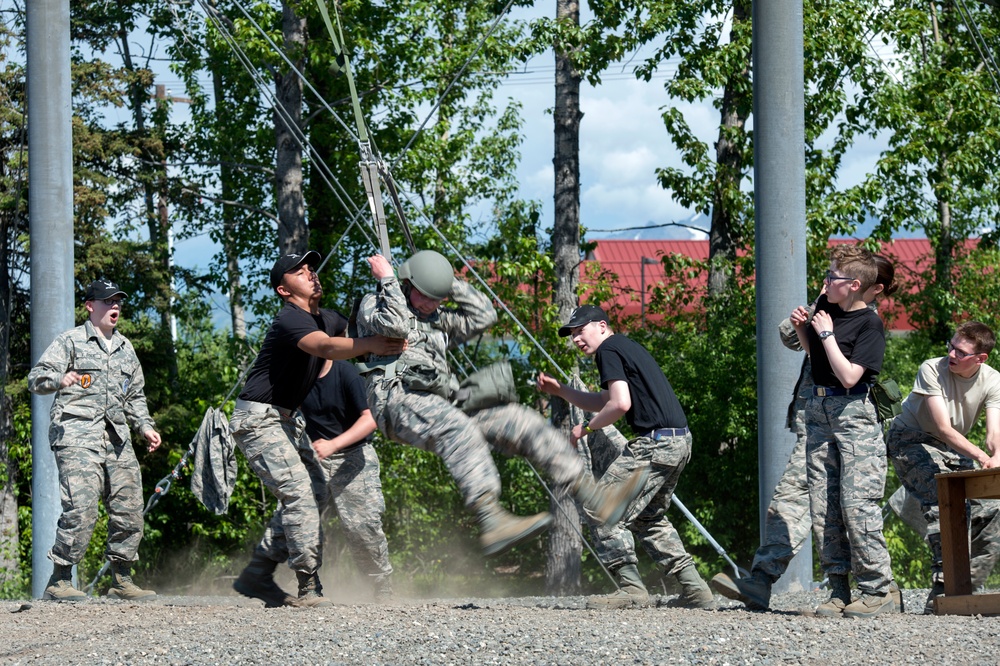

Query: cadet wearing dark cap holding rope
left=537, top=305, right=715, bottom=609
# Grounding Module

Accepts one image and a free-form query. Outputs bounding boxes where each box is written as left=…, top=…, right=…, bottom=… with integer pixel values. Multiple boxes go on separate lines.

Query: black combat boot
left=233, top=553, right=294, bottom=608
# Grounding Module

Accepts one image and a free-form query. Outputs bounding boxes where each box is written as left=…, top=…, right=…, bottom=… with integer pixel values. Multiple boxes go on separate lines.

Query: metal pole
left=752, top=0, right=810, bottom=593
left=27, top=0, right=75, bottom=599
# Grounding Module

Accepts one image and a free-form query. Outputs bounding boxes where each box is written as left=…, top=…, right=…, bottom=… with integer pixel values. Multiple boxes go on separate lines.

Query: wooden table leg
left=937, top=474, right=972, bottom=597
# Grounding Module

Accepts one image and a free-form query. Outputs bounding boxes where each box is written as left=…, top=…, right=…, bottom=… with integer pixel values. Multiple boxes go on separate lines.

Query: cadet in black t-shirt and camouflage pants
left=300, top=358, right=394, bottom=602
left=790, top=244, right=897, bottom=619
left=230, top=252, right=403, bottom=609
left=537, top=305, right=715, bottom=610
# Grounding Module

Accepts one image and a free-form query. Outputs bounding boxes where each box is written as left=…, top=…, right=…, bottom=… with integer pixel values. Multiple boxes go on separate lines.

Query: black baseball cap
left=84, top=279, right=127, bottom=302
left=270, top=250, right=321, bottom=290
left=558, top=305, right=610, bottom=337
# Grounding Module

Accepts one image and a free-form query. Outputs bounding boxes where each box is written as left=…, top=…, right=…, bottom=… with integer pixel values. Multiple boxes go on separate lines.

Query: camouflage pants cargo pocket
left=233, top=409, right=321, bottom=573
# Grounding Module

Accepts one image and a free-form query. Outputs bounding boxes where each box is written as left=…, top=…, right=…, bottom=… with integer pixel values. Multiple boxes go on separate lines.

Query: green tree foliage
left=849, top=2, right=1000, bottom=342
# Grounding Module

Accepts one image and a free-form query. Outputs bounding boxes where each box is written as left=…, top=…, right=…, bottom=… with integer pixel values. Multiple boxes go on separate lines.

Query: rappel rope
left=315, top=0, right=416, bottom=260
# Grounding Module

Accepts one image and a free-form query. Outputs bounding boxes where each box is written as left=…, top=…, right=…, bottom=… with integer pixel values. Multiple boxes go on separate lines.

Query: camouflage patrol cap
left=84, top=279, right=127, bottom=302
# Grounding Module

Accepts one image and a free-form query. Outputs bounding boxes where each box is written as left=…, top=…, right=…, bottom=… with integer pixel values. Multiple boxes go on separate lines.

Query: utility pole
left=752, top=1, right=810, bottom=592
left=27, top=0, right=74, bottom=598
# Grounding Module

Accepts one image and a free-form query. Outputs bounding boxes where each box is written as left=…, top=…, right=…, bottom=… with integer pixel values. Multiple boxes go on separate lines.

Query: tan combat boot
left=576, top=467, right=651, bottom=527
left=292, top=571, right=333, bottom=608
left=107, top=561, right=156, bottom=601
left=43, top=564, right=87, bottom=601
left=815, top=573, right=851, bottom=617
left=660, top=564, right=715, bottom=609
left=475, top=495, right=552, bottom=557
left=233, top=553, right=295, bottom=608
left=710, top=571, right=771, bottom=610
left=587, top=564, right=651, bottom=609
left=844, top=590, right=895, bottom=618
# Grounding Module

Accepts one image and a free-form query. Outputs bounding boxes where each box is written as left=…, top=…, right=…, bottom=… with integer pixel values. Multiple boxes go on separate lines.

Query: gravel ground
left=2, top=586, right=999, bottom=665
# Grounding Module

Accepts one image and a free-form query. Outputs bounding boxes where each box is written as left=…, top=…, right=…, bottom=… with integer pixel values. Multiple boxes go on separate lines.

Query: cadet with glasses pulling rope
left=230, top=251, right=405, bottom=609
left=537, top=305, right=715, bottom=610
left=357, top=250, right=649, bottom=558
left=28, top=280, right=162, bottom=601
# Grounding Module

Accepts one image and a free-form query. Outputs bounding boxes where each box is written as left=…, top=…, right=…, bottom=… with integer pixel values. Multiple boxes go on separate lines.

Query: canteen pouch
left=870, top=378, right=903, bottom=423
left=453, top=361, right=519, bottom=414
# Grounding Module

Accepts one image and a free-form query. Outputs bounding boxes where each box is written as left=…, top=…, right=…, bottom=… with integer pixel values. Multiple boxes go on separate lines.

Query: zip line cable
left=195, top=0, right=380, bottom=252
left=954, top=0, right=1000, bottom=96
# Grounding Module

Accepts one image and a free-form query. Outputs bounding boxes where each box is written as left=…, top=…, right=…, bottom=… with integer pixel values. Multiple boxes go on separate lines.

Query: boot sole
left=107, top=591, right=156, bottom=601
left=481, top=513, right=553, bottom=557
left=233, top=579, right=293, bottom=608
left=710, top=574, right=770, bottom=610
left=595, top=467, right=651, bottom=526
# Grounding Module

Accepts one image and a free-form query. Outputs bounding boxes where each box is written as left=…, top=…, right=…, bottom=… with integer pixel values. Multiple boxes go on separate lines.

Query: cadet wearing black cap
left=28, top=279, right=162, bottom=601
left=537, top=304, right=715, bottom=610
left=230, top=251, right=405, bottom=609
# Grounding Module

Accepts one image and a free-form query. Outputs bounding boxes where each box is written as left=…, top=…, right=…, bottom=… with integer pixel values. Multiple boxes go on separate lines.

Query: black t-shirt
left=239, top=304, right=348, bottom=410
left=806, top=294, right=885, bottom=388
left=595, top=333, right=687, bottom=432
left=300, top=360, right=372, bottom=448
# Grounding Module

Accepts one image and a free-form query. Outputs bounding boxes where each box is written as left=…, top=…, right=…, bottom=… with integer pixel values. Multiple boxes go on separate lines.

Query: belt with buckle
left=646, top=427, right=689, bottom=439
left=813, top=385, right=869, bottom=397
left=235, top=398, right=293, bottom=418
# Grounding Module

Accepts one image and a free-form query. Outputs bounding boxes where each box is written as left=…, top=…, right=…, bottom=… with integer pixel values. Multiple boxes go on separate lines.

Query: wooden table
left=935, top=467, right=1000, bottom=615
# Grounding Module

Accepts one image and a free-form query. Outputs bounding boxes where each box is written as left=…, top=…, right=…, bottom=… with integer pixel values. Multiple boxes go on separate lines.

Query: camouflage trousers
left=751, top=433, right=825, bottom=583
left=806, top=393, right=893, bottom=593
left=319, top=443, right=393, bottom=580
left=591, top=433, right=695, bottom=577
left=49, top=429, right=145, bottom=566
left=887, top=423, right=1000, bottom=585
left=377, top=385, right=586, bottom=507
left=230, top=407, right=322, bottom=574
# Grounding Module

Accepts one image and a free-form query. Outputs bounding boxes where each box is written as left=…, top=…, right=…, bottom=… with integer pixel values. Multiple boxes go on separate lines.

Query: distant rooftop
left=583, top=238, right=968, bottom=332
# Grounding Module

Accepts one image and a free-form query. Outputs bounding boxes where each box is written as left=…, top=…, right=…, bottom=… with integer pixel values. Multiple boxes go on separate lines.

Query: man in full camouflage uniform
left=357, top=251, right=647, bottom=557
left=887, top=321, right=1000, bottom=613
left=300, top=357, right=394, bottom=601
left=28, top=279, right=161, bottom=601
left=230, top=252, right=404, bottom=609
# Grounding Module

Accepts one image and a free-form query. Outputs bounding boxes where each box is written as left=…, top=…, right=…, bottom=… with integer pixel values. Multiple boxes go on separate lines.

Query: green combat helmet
left=398, top=250, right=454, bottom=300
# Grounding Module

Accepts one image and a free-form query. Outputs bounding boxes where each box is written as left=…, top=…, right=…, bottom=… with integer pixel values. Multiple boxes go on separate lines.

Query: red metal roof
left=582, top=237, right=971, bottom=332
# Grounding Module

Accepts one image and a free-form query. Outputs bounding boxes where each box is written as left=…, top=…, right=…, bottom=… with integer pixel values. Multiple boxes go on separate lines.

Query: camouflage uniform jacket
left=28, top=320, right=156, bottom=450
left=356, top=275, right=497, bottom=427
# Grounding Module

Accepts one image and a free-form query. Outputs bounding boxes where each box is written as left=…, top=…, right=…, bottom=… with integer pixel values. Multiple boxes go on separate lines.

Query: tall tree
left=0, top=11, right=26, bottom=589
left=546, top=0, right=585, bottom=596
left=275, top=0, right=307, bottom=256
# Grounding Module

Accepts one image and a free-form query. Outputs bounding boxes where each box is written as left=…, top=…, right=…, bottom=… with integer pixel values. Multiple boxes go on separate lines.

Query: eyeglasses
left=102, top=298, right=124, bottom=306
left=947, top=340, right=979, bottom=359
left=824, top=270, right=857, bottom=284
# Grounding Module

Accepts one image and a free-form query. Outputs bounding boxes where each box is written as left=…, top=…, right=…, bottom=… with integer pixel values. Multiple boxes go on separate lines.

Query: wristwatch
left=582, top=421, right=595, bottom=434
left=818, top=330, right=835, bottom=340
